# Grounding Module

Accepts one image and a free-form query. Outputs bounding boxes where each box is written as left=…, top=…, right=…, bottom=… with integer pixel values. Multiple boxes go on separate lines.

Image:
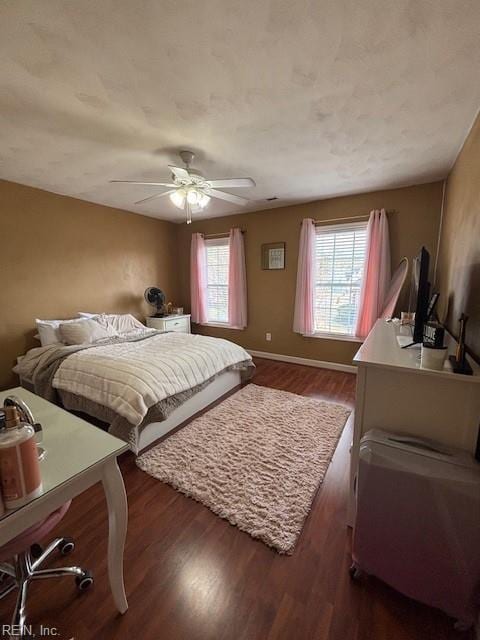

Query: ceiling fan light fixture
left=198, top=193, right=211, bottom=209
left=186, top=188, right=199, bottom=205
left=111, top=150, right=255, bottom=225
left=169, top=189, right=186, bottom=209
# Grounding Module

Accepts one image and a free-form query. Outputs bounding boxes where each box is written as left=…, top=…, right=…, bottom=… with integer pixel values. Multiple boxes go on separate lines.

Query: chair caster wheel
left=349, top=563, right=363, bottom=581
left=76, top=570, right=94, bottom=591
left=59, top=537, right=75, bottom=556
left=30, top=543, right=43, bottom=559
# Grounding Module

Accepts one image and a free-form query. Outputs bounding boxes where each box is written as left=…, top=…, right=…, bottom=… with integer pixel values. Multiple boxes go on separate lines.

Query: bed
left=14, top=327, right=254, bottom=455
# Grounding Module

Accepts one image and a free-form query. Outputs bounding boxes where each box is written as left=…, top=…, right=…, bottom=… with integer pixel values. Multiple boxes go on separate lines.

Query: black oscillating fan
left=144, top=287, right=166, bottom=317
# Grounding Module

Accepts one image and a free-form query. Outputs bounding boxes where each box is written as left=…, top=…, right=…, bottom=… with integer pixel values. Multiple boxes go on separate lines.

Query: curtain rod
left=202, top=229, right=245, bottom=239
left=314, top=214, right=369, bottom=226
left=310, top=210, right=396, bottom=226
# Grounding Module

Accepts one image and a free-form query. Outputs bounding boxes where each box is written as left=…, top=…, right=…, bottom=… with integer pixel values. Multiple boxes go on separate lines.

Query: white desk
left=0, top=388, right=129, bottom=614
left=348, top=320, right=480, bottom=526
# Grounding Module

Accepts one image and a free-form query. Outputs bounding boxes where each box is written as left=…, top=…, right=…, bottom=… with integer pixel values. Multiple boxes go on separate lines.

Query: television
left=408, top=246, right=430, bottom=344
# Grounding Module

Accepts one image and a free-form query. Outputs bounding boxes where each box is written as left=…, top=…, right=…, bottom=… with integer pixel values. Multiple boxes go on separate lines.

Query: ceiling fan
left=110, top=150, right=256, bottom=224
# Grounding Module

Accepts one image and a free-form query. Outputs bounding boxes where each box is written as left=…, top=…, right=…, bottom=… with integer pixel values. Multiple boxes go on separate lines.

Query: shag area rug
left=137, top=384, right=350, bottom=554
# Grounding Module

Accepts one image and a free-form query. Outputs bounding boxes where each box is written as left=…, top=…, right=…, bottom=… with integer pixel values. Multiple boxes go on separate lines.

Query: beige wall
left=177, top=181, right=443, bottom=366
left=0, top=180, right=179, bottom=388
left=436, top=112, right=480, bottom=362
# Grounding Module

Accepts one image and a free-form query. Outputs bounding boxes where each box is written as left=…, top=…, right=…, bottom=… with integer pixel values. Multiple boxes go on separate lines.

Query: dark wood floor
left=0, top=359, right=468, bottom=639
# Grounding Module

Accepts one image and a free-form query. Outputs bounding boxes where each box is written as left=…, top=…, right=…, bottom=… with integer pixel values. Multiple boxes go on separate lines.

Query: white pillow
left=78, top=313, right=144, bottom=335
left=58, top=318, right=118, bottom=345
left=35, top=317, right=85, bottom=346
left=109, top=314, right=145, bottom=334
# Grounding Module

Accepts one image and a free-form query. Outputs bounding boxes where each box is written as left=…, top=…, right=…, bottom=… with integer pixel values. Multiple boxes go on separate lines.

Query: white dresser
left=348, top=319, right=480, bottom=526
left=146, top=314, right=191, bottom=334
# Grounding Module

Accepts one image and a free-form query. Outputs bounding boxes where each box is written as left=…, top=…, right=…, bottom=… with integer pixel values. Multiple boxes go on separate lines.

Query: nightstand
left=146, top=314, right=191, bottom=334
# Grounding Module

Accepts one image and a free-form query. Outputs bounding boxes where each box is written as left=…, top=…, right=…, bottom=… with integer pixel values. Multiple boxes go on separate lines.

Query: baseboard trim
left=247, top=350, right=357, bottom=374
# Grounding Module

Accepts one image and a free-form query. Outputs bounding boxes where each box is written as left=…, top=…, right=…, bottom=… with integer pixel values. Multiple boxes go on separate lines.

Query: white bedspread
left=53, top=332, right=252, bottom=427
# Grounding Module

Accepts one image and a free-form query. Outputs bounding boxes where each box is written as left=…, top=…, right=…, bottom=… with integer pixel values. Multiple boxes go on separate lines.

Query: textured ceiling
left=1, top=1, right=480, bottom=222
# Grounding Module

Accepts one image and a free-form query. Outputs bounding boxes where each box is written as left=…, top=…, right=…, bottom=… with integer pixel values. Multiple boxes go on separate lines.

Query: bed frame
left=132, top=370, right=242, bottom=454
left=18, top=367, right=242, bottom=456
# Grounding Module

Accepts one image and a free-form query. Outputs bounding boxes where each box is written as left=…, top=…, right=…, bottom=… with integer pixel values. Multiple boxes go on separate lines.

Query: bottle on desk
left=0, top=406, right=43, bottom=509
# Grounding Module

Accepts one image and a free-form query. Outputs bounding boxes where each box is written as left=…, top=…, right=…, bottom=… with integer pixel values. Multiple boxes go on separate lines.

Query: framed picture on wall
left=261, top=242, right=286, bottom=270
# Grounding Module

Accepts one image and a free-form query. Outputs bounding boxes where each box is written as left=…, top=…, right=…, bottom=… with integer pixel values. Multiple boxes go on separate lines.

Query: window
left=313, top=221, right=367, bottom=337
left=205, top=238, right=230, bottom=323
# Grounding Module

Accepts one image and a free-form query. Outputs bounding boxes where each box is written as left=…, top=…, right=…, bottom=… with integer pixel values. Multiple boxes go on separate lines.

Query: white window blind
left=205, top=237, right=230, bottom=323
left=314, top=221, right=368, bottom=336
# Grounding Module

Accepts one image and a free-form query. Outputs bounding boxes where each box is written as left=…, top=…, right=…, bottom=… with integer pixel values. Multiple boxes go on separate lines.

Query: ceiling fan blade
left=110, top=180, right=176, bottom=187
left=134, top=190, right=175, bottom=205
left=207, top=178, right=256, bottom=189
left=168, top=165, right=190, bottom=181
left=207, top=189, right=249, bottom=206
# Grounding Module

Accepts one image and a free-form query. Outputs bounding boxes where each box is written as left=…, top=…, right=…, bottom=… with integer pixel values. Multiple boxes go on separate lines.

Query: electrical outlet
left=266, top=332, right=272, bottom=342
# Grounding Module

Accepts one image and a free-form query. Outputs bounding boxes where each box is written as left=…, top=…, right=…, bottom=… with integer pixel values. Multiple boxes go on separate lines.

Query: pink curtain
left=293, top=218, right=315, bottom=335
left=190, top=233, right=207, bottom=324
left=228, top=228, right=247, bottom=329
left=355, top=209, right=391, bottom=338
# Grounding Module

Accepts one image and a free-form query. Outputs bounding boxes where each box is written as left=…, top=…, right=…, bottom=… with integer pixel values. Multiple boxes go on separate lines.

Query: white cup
left=421, top=345, right=447, bottom=371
